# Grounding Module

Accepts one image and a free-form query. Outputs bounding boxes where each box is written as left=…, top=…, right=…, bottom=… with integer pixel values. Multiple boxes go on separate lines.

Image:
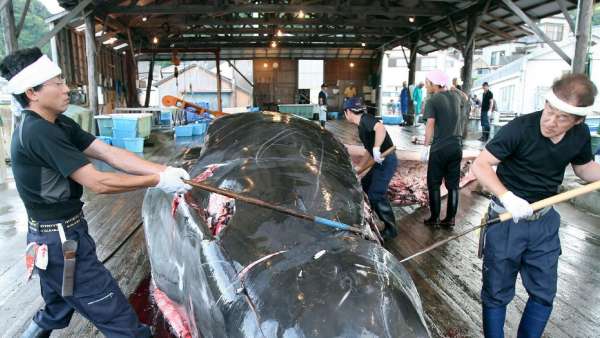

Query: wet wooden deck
left=0, top=118, right=598, bottom=337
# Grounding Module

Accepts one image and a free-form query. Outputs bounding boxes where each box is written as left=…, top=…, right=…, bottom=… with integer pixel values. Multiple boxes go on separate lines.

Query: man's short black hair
left=482, top=82, right=489, bottom=87
left=0, top=47, right=45, bottom=108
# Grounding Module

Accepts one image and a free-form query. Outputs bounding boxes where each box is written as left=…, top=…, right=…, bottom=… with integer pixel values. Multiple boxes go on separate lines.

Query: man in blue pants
left=344, top=97, right=398, bottom=240
left=480, top=82, right=494, bottom=141
left=472, top=74, right=600, bottom=337
left=2, top=48, right=191, bottom=337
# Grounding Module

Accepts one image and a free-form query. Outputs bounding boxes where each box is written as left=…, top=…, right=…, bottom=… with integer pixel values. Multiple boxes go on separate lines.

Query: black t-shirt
left=318, top=90, right=327, bottom=105
left=424, top=90, right=466, bottom=151
left=481, top=90, right=493, bottom=112
left=11, top=110, right=96, bottom=220
left=358, top=114, right=394, bottom=156
left=486, top=111, right=592, bottom=203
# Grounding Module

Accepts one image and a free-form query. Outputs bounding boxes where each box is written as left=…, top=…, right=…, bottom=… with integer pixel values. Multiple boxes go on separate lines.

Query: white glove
left=156, top=166, right=192, bottom=194
left=420, top=146, right=430, bottom=163
left=372, top=147, right=383, bottom=164
left=499, top=191, right=533, bottom=223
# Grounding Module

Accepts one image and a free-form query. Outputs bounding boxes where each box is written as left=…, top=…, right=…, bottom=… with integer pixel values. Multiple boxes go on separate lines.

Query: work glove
left=420, top=146, right=430, bottom=163
left=499, top=191, right=533, bottom=223
left=372, top=147, right=384, bottom=164
left=156, top=166, right=192, bottom=194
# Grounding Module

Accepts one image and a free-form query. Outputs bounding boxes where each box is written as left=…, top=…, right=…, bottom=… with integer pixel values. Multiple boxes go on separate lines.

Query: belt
left=28, top=211, right=84, bottom=233
left=489, top=198, right=551, bottom=222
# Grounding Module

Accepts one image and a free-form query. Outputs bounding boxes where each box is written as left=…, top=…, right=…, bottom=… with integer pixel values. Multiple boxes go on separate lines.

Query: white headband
left=4, top=55, right=62, bottom=94
left=545, top=90, right=593, bottom=117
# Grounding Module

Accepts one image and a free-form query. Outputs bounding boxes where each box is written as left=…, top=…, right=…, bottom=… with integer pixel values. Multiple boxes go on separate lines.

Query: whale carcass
left=142, top=112, right=430, bottom=337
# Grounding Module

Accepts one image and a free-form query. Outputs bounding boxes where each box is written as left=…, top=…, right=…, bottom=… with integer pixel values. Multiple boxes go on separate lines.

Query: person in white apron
left=318, top=83, right=328, bottom=128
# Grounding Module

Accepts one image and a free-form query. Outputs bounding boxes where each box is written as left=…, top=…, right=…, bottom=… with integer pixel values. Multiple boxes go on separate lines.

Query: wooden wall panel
left=253, top=58, right=297, bottom=109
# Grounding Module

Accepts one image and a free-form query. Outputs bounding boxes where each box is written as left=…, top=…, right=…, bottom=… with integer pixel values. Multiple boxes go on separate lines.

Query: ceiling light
left=271, top=41, right=277, bottom=48
left=152, top=36, right=159, bottom=44
left=349, top=62, right=355, bottom=68
left=263, top=63, right=269, bottom=68
left=277, top=29, right=283, bottom=37
left=361, top=42, right=366, bottom=47
left=409, top=16, right=415, bottom=23
left=142, top=16, right=148, bottom=22
left=298, top=10, right=305, bottom=19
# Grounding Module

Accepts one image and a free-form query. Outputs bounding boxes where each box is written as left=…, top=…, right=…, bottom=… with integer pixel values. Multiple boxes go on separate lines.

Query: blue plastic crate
left=96, top=118, right=113, bottom=137
left=175, top=125, right=194, bottom=137
left=97, top=136, right=112, bottom=145
left=112, top=138, right=126, bottom=148
left=113, top=128, right=137, bottom=139
left=123, top=137, right=144, bottom=153
left=112, top=116, right=138, bottom=133
left=382, top=115, right=403, bottom=125
left=160, top=111, right=173, bottom=121
left=192, top=122, right=208, bottom=135
left=328, top=112, right=339, bottom=120
left=248, top=106, right=260, bottom=113
left=186, top=109, right=202, bottom=122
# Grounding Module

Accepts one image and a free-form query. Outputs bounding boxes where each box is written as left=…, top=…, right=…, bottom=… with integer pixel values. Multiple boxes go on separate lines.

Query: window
left=490, top=51, right=505, bottom=66
left=417, top=57, right=437, bottom=71
left=535, top=86, right=550, bottom=111
left=298, top=60, right=324, bottom=104
left=543, top=23, right=563, bottom=42
left=498, top=85, right=515, bottom=112
left=388, top=57, right=407, bottom=68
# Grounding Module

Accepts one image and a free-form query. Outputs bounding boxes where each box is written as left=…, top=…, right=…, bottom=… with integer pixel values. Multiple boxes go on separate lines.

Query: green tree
left=0, top=0, right=51, bottom=58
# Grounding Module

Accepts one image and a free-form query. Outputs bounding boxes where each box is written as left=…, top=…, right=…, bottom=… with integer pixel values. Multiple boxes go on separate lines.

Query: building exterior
left=472, top=26, right=600, bottom=116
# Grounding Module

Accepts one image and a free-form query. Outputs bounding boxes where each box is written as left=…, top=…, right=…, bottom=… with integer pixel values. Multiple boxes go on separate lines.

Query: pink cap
left=426, top=70, right=449, bottom=87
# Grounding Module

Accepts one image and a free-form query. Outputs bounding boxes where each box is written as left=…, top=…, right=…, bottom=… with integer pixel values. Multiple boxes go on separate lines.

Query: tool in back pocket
left=57, top=223, right=78, bottom=297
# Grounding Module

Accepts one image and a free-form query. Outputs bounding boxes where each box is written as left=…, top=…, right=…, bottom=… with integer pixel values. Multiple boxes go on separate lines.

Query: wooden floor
left=0, top=118, right=598, bottom=338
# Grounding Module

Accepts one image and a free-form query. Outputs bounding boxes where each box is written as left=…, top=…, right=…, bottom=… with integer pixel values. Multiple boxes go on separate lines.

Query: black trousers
left=427, top=141, right=462, bottom=190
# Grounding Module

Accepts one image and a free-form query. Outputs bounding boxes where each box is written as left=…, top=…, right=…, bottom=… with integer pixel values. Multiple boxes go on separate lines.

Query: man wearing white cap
left=421, top=69, right=468, bottom=228
left=1, top=48, right=190, bottom=337
left=472, top=73, right=600, bottom=338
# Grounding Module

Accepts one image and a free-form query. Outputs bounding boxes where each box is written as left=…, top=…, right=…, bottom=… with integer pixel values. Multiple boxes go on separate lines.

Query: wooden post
left=572, top=0, right=594, bottom=75
left=215, top=50, right=223, bottom=112
left=144, top=53, right=155, bottom=107
left=461, top=14, right=476, bottom=94
left=407, top=35, right=418, bottom=123
left=84, top=14, right=98, bottom=116
left=1, top=0, right=18, bottom=54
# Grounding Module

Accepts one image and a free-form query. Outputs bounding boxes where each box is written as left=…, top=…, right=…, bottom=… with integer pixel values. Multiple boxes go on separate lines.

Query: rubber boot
left=424, top=188, right=440, bottom=227
left=440, top=189, right=459, bottom=227
left=20, top=321, right=51, bottom=338
left=482, top=305, right=506, bottom=338
left=372, top=199, right=398, bottom=240
left=517, top=299, right=552, bottom=338
left=320, top=120, right=326, bottom=128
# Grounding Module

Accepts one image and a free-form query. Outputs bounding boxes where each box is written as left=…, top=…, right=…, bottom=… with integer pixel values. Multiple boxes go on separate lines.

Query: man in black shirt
left=480, top=82, right=494, bottom=141
left=472, top=74, right=600, bottom=338
left=343, top=97, right=398, bottom=240
left=318, top=83, right=328, bottom=127
left=2, top=48, right=191, bottom=338
left=421, top=70, right=467, bottom=227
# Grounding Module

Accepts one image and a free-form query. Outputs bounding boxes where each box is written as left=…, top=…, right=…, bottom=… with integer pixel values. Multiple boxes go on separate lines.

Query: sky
left=39, top=0, right=63, bottom=14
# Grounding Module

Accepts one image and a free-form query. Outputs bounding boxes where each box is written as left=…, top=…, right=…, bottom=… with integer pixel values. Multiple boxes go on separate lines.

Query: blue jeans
left=27, top=217, right=151, bottom=337
left=361, top=152, right=398, bottom=203
left=481, top=110, right=491, bottom=139
left=481, top=207, right=561, bottom=308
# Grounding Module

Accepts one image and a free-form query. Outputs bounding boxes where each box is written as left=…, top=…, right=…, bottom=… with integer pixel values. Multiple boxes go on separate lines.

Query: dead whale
left=142, top=112, right=430, bottom=337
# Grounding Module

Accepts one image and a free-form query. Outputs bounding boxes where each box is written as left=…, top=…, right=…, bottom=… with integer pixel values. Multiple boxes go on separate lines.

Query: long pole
left=184, top=179, right=365, bottom=234
left=84, top=14, right=98, bottom=116
left=572, top=0, right=594, bottom=74
left=400, top=180, right=600, bottom=263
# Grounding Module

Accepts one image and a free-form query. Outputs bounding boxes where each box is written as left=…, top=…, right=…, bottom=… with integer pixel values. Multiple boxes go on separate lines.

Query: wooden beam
left=479, top=22, right=514, bottom=41
left=556, top=0, right=576, bottom=33
left=144, top=53, right=154, bottom=107
left=1, top=0, right=17, bottom=53
left=160, top=27, right=398, bottom=36
left=447, top=15, right=464, bottom=51
left=130, top=17, right=413, bottom=29
left=572, top=0, right=594, bottom=74
left=106, top=4, right=446, bottom=16
left=36, top=0, right=94, bottom=48
left=226, top=60, right=253, bottom=87
left=15, top=0, right=31, bottom=38
left=84, top=14, right=98, bottom=116
left=501, top=0, right=571, bottom=65
left=465, top=0, right=492, bottom=52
